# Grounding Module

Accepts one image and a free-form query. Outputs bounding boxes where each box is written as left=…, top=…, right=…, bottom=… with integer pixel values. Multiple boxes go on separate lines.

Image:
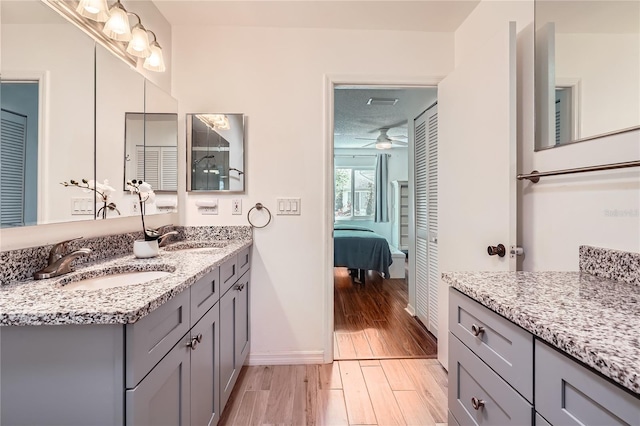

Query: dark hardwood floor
left=334, top=267, right=438, bottom=360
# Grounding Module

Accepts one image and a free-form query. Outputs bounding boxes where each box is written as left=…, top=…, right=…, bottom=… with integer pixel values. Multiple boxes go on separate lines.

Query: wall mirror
left=124, top=81, right=178, bottom=214
left=535, top=0, right=640, bottom=150
left=1, top=0, right=95, bottom=228
left=186, top=113, right=245, bottom=193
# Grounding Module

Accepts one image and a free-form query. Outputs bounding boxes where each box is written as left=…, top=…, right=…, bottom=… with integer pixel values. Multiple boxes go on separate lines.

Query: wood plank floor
left=219, top=359, right=448, bottom=426
left=334, top=267, right=437, bottom=360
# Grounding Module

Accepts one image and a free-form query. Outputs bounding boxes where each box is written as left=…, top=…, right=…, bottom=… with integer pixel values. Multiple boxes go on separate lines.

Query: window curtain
left=374, top=153, right=389, bottom=222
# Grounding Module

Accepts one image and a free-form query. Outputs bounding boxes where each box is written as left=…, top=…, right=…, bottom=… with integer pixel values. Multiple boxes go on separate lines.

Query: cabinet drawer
left=449, top=288, right=533, bottom=402
left=126, top=290, right=190, bottom=388
left=190, top=267, right=219, bottom=326
left=220, top=255, right=238, bottom=295
left=237, top=245, right=251, bottom=278
left=449, top=333, right=532, bottom=426
left=535, top=340, right=640, bottom=425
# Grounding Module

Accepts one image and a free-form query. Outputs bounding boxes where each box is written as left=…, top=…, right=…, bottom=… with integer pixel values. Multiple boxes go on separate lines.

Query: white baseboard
left=405, top=303, right=416, bottom=316
left=246, top=351, right=326, bottom=366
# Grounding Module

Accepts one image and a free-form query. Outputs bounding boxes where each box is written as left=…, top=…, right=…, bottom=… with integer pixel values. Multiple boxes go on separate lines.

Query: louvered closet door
left=426, top=105, right=439, bottom=337
left=414, top=106, right=438, bottom=336
left=1, top=109, right=27, bottom=227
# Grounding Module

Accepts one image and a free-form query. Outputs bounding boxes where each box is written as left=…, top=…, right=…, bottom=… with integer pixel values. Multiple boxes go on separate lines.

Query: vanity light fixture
left=126, top=15, right=151, bottom=58
left=76, top=0, right=110, bottom=22
left=102, top=1, right=131, bottom=41
left=196, top=114, right=231, bottom=131
left=143, top=31, right=166, bottom=72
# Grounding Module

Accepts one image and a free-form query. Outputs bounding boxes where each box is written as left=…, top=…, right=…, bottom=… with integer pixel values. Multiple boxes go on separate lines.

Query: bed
left=333, top=224, right=393, bottom=283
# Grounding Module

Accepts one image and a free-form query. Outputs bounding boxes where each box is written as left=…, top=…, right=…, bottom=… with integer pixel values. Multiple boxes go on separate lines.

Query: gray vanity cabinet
left=125, top=336, right=191, bottom=426
left=190, top=302, right=221, bottom=426
left=535, top=340, right=640, bottom=425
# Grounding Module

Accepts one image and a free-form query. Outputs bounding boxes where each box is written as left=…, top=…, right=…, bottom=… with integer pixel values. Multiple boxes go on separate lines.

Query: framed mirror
left=1, top=0, right=95, bottom=228
left=535, top=0, right=640, bottom=150
left=186, top=113, right=245, bottom=192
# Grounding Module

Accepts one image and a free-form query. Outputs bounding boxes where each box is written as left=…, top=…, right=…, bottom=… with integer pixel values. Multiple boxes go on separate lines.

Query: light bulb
left=127, top=26, right=151, bottom=58
left=76, top=0, right=110, bottom=22
left=143, top=43, right=166, bottom=72
left=103, top=3, right=132, bottom=41
left=375, top=141, right=392, bottom=149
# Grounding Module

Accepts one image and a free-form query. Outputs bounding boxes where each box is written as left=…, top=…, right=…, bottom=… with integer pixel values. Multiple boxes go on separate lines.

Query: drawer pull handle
left=187, top=333, right=203, bottom=350
left=471, top=397, right=485, bottom=410
left=235, top=283, right=245, bottom=291
left=471, top=324, right=485, bottom=337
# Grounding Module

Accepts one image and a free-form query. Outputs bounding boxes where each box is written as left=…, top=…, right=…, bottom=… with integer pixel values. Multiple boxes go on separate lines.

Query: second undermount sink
left=59, top=268, right=174, bottom=291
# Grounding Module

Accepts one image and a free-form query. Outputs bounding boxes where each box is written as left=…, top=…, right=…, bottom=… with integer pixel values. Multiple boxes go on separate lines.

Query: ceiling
left=153, top=1, right=480, bottom=32
left=333, top=87, right=437, bottom=149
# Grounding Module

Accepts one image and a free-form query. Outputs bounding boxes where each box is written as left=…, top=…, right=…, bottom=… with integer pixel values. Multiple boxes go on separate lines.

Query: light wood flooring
left=334, top=267, right=438, bottom=360
left=219, top=359, right=448, bottom=426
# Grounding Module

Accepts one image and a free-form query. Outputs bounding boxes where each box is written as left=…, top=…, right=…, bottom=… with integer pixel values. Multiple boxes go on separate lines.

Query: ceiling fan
left=356, top=128, right=408, bottom=150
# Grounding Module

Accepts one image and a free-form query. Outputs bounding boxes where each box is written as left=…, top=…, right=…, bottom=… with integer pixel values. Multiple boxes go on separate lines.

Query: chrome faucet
left=33, top=238, right=92, bottom=280
left=158, top=231, right=178, bottom=247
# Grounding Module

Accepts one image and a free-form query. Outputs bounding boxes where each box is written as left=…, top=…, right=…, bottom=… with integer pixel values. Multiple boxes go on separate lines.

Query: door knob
left=487, top=244, right=506, bottom=257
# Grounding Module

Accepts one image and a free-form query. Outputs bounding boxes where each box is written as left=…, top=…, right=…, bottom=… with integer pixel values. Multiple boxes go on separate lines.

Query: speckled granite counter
left=443, top=271, right=640, bottom=396
left=0, top=238, right=251, bottom=326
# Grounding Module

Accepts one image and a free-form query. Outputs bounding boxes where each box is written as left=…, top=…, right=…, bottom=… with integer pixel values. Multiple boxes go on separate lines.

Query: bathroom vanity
left=444, top=251, right=640, bottom=425
left=0, top=229, right=251, bottom=426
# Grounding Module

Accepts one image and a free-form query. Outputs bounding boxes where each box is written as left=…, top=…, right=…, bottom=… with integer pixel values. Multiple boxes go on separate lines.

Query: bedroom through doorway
left=332, top=86, right=438, bottom=360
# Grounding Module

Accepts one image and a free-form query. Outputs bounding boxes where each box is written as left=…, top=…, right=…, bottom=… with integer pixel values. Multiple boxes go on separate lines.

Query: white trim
left=556, top=77, right=582, bottom=141
left=246, top=351, right=325, bottom=366
left=1, top=71, right=50, bottom=224
left=323, top=74, right=443, bottom=364
left=405, top=304, right=416, bottom=316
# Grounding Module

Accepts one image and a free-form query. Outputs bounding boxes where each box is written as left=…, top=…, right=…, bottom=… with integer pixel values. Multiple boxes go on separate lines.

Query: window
left=335, top=167, right=375, bottom=219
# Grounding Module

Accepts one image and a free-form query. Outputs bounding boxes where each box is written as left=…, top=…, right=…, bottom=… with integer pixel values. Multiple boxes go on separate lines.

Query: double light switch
left=276, top=198, right=301, bottom=215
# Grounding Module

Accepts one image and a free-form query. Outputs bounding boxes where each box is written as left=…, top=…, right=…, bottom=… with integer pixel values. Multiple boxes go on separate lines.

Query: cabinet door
left=449, top=333, right=532, bottom=426
left=126, top=337, right=191, bottom=426
left=535, top=340, right=640, bottom=425
left=220, top=285, right=239, bottom=409
left=235, top=272, right=250, bottom=367
left=191, top=303, right=221, bottom=426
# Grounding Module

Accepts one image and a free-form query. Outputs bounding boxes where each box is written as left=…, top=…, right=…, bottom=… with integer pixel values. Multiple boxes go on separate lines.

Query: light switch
left=276, top=198, right=301, bottom=215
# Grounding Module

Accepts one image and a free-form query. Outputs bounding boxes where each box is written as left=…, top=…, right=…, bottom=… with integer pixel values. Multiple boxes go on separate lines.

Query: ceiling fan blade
left=368, top=120, right=408, bottom=133
left=391, top=140, right=408, bottom=146
left=361, top=142, right=377, bottom=147
left=355, top=137, right=376, bottom=141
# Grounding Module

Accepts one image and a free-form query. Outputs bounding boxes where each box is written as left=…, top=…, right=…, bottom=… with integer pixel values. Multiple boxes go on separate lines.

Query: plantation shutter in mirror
left=1, top=109, right=27, bottom=227
left=144, top=149, right=160, bottom=190
left=161, top=147, right=177, bottom=191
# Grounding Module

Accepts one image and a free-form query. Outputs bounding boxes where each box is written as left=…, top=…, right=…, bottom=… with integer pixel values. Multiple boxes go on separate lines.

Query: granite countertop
left=0, top=239, right=252, bottom=326
left=443, top=271, right=640, bottom=396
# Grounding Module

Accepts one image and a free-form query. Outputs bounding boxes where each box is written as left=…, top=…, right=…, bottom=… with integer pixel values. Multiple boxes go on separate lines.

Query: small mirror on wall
left=186, top=113, right=245, bottom=192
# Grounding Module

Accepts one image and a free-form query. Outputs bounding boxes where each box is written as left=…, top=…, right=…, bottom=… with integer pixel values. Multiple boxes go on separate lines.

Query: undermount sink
left=162, top=241, right=226, bottom=253
left=59, top=268, right=174, bottom=291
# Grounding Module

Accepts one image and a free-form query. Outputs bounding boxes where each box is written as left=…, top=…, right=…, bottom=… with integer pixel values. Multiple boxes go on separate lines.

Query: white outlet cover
left=232, top=199, right=242, bottom=215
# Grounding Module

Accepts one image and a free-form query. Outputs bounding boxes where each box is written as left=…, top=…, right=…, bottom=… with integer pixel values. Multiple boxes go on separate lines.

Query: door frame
left=1, top=71, right=50, bottom=224
left=323, top=74, right=443, bottom=363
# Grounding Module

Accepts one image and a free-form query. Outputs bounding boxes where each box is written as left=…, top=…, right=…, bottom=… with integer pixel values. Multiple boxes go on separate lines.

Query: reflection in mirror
left=124, top=80, right=178, bottom=214
left=1, top=0, right=95, bottom=228
left=96, top=44, right=144, bottom=219
left=186, top=114, right=245, bottom=192
left=535, top=0, right=640, bottom=150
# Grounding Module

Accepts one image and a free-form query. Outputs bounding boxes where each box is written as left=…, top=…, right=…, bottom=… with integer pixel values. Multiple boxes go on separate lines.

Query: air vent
left=367, top=97, right=398, bottom=106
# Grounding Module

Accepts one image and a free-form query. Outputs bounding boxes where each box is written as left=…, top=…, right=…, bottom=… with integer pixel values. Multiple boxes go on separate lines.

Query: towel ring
left=247, top=203, right=272, bottom=228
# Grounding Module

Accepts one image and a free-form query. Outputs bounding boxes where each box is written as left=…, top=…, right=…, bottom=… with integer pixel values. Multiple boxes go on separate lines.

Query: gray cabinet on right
left=535, top=340, right=640, bottom=425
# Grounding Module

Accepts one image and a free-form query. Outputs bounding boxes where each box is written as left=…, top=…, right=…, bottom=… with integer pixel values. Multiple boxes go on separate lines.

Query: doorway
left=330, top=85, right=438, bottom=360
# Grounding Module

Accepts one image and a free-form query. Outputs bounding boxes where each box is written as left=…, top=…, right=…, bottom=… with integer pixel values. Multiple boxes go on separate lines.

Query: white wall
left=173, top=25, right=454, bottom=362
